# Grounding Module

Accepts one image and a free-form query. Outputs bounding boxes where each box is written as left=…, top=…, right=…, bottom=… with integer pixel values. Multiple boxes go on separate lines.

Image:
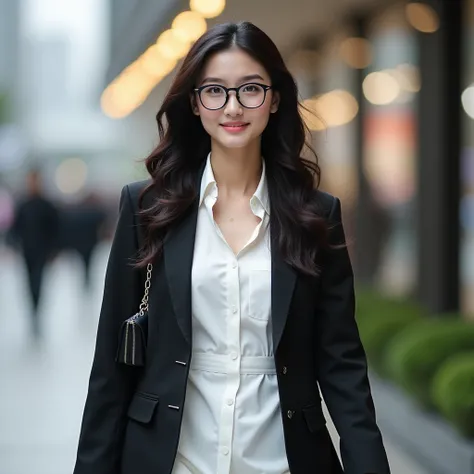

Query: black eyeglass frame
left=193, top=82, right=273, bottom=110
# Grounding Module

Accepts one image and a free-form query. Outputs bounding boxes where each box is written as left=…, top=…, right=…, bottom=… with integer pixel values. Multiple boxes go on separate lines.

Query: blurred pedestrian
left=10, top=168, right=59, bottom=337
left=60, top=192, right=107, bottom=289
left=74, top=22, right=390, bottom=474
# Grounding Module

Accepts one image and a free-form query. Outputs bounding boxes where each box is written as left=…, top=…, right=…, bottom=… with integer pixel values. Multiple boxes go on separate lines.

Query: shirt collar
left=199, top=153, right=217, bottom=207
left=252, top=160, right=270, bottom=216
left=198, top=152, right=270, bottom=216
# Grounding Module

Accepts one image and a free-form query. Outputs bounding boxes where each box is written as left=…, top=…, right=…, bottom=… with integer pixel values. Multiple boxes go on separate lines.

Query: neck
left=209, top=141, right=262, bottom=197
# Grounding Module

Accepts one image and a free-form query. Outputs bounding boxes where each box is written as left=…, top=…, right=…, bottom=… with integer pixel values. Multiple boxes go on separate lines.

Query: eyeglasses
left=193, top=82, right=272, bottom=110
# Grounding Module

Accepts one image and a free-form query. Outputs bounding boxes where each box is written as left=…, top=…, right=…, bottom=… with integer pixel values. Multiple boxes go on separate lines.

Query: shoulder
left=123, top=179, right=153, bottom=203
left=311, top=189, right=340, bottom=219
left=120, top=179, right=155, bottom=212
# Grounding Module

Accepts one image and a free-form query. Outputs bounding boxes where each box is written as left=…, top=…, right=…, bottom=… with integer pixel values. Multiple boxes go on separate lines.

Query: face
left=191, top=47, right=280, bottom=151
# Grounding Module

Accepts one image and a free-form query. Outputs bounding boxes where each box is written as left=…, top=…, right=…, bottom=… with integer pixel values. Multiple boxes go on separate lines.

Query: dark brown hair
left=138, top=21, right=329, bottom=276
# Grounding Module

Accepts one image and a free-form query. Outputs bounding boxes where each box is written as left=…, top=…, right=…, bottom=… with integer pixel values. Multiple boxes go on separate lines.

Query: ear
left=270, top=90, right=280, bottom=114
left=190, top=93, right=200, bottom=116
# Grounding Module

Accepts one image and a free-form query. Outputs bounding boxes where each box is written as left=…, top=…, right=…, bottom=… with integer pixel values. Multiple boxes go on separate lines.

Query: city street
left=0, top=244, right=430, bottom=474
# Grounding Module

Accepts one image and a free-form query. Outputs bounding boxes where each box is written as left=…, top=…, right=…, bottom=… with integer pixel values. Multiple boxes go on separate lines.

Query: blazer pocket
left=302, top=405, right=327, bottom=433
left=127, top=392, right=160, bottom=424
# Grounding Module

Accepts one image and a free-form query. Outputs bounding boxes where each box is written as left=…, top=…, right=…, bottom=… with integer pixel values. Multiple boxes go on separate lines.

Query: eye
left=242, top=84, right=259, bottom=93
left=203, top=86, right=225, bottom=95
left=241, top=84, right=265, bottom=95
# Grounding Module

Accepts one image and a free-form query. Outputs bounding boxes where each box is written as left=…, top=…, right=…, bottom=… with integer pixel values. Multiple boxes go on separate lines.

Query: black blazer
left=74, top=176, right=390, bottom=474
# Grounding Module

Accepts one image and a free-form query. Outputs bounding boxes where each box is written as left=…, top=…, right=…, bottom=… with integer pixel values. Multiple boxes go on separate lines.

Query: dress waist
left=190, top=352, right=276, bottom=375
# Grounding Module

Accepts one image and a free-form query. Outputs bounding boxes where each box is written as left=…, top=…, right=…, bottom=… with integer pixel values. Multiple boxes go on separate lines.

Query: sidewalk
left=0, top=245, right=431, bottom=474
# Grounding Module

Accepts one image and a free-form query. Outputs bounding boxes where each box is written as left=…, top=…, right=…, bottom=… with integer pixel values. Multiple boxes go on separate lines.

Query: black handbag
left=116, top=263, right=153, bottom=367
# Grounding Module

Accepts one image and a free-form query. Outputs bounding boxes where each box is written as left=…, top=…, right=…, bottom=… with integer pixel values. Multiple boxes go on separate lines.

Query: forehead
left=198, top=47, right=270, bottom=84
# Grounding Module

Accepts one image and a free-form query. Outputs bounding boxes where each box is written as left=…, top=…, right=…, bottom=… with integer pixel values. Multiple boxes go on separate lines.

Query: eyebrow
left=200, top=74, right=265, bottom=85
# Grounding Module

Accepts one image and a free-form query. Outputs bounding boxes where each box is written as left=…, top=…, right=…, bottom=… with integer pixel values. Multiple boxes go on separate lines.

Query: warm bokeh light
left=405, top=2, right=440, bottom=33
left=339, top=37, right=373, bottom=69
left=317, top=90, right=359, bottom=127
left=190, top=0, right=226, bottom=18
left=393, top=63, right=421, bottom=93
left=100, top=63, right=159, bottom=119
left=139, top=45, right=177, bottom=78
left=363, top=71, right=401, bottom=105
left=55, top=158, right=88, bottom=194
left=287, top=49, right=321, bottom=76
left=99, top=1, right=222, bottom=119
left=461, top=85, right=474, bottom=119
left=172, top=10, right=207, bottom=43
left=302, top=90, right=359, bottom=130
left=386, top=64, right=421, bottom=103
left=301, top=99, right=326, bottom=131
left=156, top=29, right=191, bottom=60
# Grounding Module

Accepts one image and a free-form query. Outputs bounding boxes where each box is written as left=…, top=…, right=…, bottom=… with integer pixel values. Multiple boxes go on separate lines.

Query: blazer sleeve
left=74, top=185, right=142, bottom=474
left=315, top=196, right=391, bottom=474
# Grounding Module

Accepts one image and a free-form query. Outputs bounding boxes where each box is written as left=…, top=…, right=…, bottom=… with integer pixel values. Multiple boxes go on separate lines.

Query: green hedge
left=432, top=352, right=474, bottom=438
left=356, top=289, right=423, bottom=376
left=385, top=320, right=474, bottom=407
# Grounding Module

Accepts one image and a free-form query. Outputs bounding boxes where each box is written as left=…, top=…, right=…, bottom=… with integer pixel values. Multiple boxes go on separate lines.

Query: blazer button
left=287, top=410, right=294, bottom=419
left=282, top=366, right=288, bottom=375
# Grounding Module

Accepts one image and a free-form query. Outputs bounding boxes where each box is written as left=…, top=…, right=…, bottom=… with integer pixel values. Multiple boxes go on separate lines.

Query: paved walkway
left=0, top=245, right=431, bottom=474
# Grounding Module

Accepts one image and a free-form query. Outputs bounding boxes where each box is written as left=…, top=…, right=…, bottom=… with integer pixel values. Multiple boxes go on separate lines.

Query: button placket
left=216, top=256, right=241, bottom=474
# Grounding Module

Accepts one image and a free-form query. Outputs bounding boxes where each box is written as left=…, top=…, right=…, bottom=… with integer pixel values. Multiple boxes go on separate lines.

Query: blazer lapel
left=163, top=200, right=198, bottom=346
left=162, top=163, right=205, bottom=346
left=271, top=242, right=297, bottom=350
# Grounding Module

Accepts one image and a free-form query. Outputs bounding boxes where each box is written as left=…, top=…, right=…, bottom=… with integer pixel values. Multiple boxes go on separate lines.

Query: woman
left=74, top=22, right=390, bottom=474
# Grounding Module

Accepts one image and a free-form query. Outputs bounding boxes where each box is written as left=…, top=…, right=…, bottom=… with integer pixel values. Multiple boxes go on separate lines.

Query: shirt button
left=232, top=262, right=237, bottom=269
left=230, top=352, right=238, bottom=360
left=282, top=366, right=288, bottom=375
left=226, top=398, right=234, bottom=406
left=221, top=446, right=229, bottom=455
left=232, top=306, right=238, bottom=314
left=287, top=410, right=294, bottom=419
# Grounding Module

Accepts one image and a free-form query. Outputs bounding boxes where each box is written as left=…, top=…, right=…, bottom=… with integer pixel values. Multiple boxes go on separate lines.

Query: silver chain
left=139, top=263, right=153, bottom=315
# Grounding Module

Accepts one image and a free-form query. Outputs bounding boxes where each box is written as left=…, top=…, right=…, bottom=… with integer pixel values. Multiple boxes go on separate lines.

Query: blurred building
left=0, top=0, right=144, bottom=207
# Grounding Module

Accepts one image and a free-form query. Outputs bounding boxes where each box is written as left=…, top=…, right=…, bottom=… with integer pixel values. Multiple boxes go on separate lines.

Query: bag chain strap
left=138, top=263, right=153, bottom=316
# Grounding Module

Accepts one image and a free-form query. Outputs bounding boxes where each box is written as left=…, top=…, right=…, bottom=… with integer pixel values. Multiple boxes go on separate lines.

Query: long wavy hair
left=137, top=21, right=330, bottom=276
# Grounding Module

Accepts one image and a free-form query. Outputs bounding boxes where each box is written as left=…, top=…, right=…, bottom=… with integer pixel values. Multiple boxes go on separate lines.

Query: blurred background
left=0, top=0, right=473, bottom=473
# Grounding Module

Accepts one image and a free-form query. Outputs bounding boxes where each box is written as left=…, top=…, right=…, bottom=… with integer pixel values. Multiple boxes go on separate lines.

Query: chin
left=218, top=138, right=253, bottom=149
left=214, top=130, right=260, bottom=150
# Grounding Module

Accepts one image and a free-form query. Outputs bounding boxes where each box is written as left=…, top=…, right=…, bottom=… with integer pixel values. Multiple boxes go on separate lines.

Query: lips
left=220, top=122, right=250, bottom=133
left=221, top=122, right=249, bottom=127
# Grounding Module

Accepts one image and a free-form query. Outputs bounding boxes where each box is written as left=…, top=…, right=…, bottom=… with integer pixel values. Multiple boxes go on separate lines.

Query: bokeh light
left=405, top=2, right=440, bottom=33
left=172, top=11, right=207, bottom=43
left=363, top=71, right=401, bottom=105
left=190, top=0, right=226, bottom=18
left=339, top=37, right=373, bottom=69
left=55, top=158, right=88, bottom=194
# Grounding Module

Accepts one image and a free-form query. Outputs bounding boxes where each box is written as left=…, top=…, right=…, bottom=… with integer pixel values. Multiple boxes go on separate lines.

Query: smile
left=220, top=123, right=250, bottom=133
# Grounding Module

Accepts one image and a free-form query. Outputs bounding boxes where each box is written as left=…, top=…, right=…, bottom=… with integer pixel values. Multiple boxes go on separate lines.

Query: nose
left=224, top=91, right=243, bottom=116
